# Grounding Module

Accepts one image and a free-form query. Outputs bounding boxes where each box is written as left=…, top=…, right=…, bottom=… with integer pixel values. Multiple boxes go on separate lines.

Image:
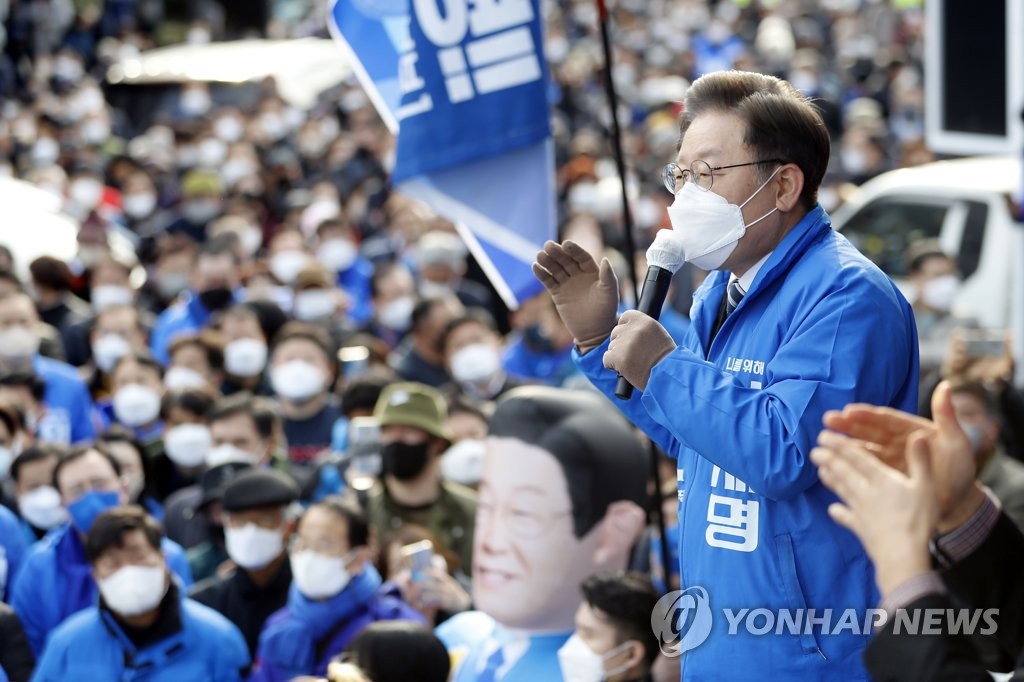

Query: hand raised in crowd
left=820, top=381, right=986, bottom=534
left=532, top=240, right=619, bottom=353
left=602, top=310, right=676, bottom=392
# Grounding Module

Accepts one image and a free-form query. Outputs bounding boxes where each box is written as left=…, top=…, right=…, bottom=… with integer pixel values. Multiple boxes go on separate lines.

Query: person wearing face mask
left=413, top=230, right=497, bottom=320
left=144, top=236, right=198, bottom=312
left=31, top=506, right=250, bottom=681
left=906, top=241, right=963, bottom=377
left=150, top=236, right=243, bottom=365
left=163, top=169, right=226, bottom=243
left=438, top=396, right=491, bottom=490
left=557, top=572, right=660, bottom=682
left=86, top=304, right=149, bottom=400
left=249, top=497, right=423, bottom=682
left=219, top=302, right=282, bottom=397
left=28, top=256, right=92, bottom=348
left=390, top=295, right=465, bottom=388
left=441, top=312, right=519, bottom=401
left=314, top=218, right=373, bottom=326
left=291, top=265, right=355, bottom=347
left=949, top=380, right=1024, bottom=534
left=101, top=353, right=166, bottom=447
left=266, top=228, right=314, bottom=289
left=9, top=447, right=193, bottom=655
left=63, top=256, right=144, bottom=368
left=269, top=323, right=342, bottom=464
left=0, top=292, right=97, bottom=445
left=534, top=71, right=919, bottom=681
left=97, top=428, right=163, bottom=521
left=165, top=332, right=224, bottom=392
left=9, top=445, right=67, bottom=543
left=359, top=263, right=417, bottom=350
left=190, top=469, right=300, bottom=657
left=149, top=387, right=218, bottom=511
left=367, top=382, right=476, bottom=573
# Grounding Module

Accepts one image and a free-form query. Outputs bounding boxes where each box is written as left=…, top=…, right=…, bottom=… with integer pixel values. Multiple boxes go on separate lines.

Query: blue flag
left=329, top=0, right=555, bottom=308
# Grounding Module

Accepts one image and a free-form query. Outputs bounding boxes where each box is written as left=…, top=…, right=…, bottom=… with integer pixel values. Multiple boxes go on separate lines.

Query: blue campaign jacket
left=33, top=355, right=97, bottom=444
left=437, top=611, right=570, bottom=682
left=150, top=290, right=241, bottom=365
left=337, top=257, right=374, bottom=326
left=577, top=206, right=919, bottom=681
left=0, top=505, right=27, bottom=602
left=31, top=595, right=249, bottom=681
left=11, top=523, right=194, bottom=655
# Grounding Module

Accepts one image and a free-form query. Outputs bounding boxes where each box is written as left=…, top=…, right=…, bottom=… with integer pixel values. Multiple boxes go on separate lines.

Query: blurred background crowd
left=0, top=0, right=1021, bottom=680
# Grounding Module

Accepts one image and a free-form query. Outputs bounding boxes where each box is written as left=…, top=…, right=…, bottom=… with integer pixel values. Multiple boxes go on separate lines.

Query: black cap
left=221, top=468, right=300, bottom=513
left=197, top=462, right=252, bottom=510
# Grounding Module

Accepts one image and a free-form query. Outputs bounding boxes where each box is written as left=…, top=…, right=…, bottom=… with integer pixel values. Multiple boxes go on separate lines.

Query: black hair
left=346, top=621, right=450, bottom=682
left=85, top=505, right=163, bottom=564
left=369, top=261, right=410, bottom=299
left=167, top=331, right=225, bottom=372
left=0, top=269, right=24, bottom=292
left=308, top=496, right=370, bottom=549
left=581, top=571, right=661, bottom=667
left=272, top=321, right=336, bottom=366
left=439, top=309, right=499, bottom=355
left=29, top=256, right=73, bottom=292
left=111, top=350, right=165, bottom=380
left=0, top=402, right=22, bottom=437
left=10, top=444, right=66, bottom=484
left=0, top=369, right=47, bottom=401
left=161, top=386, right=219, bottom=421
left=198, top=233, right=242, bottom=266
left=340, top=370, right=394, bottom=417
left=206, top=392, right=280, bottom=440
left=948, top=379, right=999, bottom=416
left=488, top=387, right=648, bottom=538
left=53, top=446, right=123, bottom=491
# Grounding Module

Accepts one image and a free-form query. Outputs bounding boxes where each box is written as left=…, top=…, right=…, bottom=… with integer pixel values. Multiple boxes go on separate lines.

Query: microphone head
left=645, top=229, right=687, bottom=273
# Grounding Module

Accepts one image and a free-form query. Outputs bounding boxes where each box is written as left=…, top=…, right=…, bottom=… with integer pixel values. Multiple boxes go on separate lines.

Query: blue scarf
left=261, top=564, right=383, bottom=672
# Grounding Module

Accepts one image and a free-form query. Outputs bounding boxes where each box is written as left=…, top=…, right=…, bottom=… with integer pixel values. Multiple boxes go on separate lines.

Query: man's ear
left=620, top=640, right=646, bottom=672
left=593, top=500, right=646, bottom=566
left=774, top=163, right=804, bottom=213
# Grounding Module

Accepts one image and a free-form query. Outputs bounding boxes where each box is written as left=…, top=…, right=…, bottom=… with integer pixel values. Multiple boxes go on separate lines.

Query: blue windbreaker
left=0, top=505, right=27, bottom=602
left=33, top=355, right=97, bottom=444
left=150, top=290, right=241, bottom=365
left=577, top=206, right=919, bottom=681
left=11, top=523, right=194, bottom=655
left=31, top=595, right=249, bottom=681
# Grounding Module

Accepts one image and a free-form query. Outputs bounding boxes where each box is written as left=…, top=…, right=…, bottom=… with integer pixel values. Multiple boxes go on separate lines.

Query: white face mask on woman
left=290, top=550, right=355, bottom=600
left=666, top=167, right=781, bottom=271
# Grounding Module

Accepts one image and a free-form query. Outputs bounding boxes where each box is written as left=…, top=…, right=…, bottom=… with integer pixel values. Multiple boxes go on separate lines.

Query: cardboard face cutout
left=474, top=387, right=648, bottom=632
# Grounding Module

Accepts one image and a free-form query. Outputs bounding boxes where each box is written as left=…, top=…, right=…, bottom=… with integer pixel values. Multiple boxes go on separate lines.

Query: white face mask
left=206, top=443, right=261, bottom=468
left=98, top=564, right=168, bottom=617
left=18, top=486, right=69, bottom=529
left=269, top=250, right=311, bottom=285
left=440, top=439, right=486, bottom=486
left=91, top=285, right=134, bottom=313
left=163, top=366, right=208, bottom=390
left=317, top=239, right=359, bottom=273
left=123, top=192, right=157, bottom=219
left=224, top=522, right=285, bottom=570
left=238, top=227, right=264, bottom=257
left=921, top=274, right=959, bottom=312
left=0, top=326, right=40, bottom=362
left=214, top=116, right=244, bottom=142
left=378, top=296, right=414, bottom=332
left=224, top=339, right=268, bottom=378
left=70, top=178, right=104, bottom=209
left=450, top=343, right=502, bottom=385
left=290, top=550, right=353, bottom=600
left=293, top=290, right=337, bottom=322
left=666, top=167, right=781, bottom=271
left=92, top=333, right=132, bottom=374
left=270, top=360, right=326, bottom=402
left=163, top=423, right=212, bottom=468
left=557, top=635, right=634, bottom=682
left=112, top=384, right=162, bottom=427
left=181, top=198, right=221, bottom=225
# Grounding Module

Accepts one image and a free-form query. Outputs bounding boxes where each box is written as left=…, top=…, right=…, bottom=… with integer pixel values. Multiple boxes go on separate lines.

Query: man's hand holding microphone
left=532, top=230, right=685, bottom=395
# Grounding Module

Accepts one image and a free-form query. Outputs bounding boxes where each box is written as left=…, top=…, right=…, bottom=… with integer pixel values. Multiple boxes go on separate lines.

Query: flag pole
left=595, top=0, right=672, bottom=590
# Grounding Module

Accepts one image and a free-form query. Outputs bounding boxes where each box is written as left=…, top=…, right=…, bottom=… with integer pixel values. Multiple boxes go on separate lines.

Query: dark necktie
left=726, top=279, right=745, bottom=316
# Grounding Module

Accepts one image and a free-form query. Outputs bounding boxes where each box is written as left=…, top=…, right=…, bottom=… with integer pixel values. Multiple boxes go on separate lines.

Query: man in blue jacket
left=11, top=446, right=193, bottom=655
left=534, top=70, right=919, bottom=681
left=31, top=506, right=248, bottom=681
left=0, top=291, right=97, bottom=444
left=149, top=236, right=243, bottom=365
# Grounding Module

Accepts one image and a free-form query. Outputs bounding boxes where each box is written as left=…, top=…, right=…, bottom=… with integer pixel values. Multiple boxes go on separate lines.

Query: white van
left=830, top=155, right=1023, bottom=332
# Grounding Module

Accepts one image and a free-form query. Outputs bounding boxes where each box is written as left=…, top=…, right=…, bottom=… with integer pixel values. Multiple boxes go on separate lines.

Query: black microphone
left=615, top=230, right=687, bottom=399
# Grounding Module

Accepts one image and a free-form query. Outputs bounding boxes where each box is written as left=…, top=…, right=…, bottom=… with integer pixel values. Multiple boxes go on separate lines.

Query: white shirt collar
left=730, top=250, right=774, bottom=295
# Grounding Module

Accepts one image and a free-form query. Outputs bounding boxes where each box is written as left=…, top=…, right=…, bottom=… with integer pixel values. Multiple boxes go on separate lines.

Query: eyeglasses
left=662, top=159, right=785, bottom=194
left=476, top=497, right=572, bottom=538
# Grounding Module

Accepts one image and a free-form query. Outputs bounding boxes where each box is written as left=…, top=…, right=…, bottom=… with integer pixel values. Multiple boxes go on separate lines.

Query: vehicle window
left=958, top=201, right=987, bottom=280
left=839, top=197, right=949, bottom=277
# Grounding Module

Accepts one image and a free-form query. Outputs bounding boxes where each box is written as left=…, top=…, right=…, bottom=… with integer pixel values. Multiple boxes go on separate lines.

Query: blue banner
left=329, top=0, right=555, bottom=308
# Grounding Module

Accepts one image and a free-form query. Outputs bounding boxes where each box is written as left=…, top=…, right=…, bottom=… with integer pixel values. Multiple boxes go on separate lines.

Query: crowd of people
left=0, top=0, right=1020, bottom=680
